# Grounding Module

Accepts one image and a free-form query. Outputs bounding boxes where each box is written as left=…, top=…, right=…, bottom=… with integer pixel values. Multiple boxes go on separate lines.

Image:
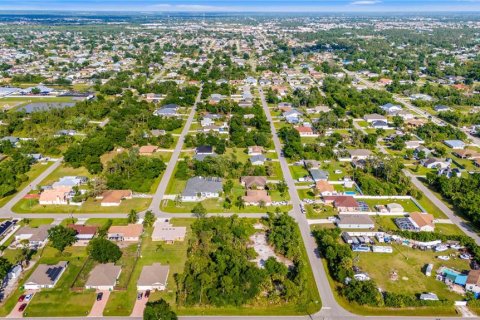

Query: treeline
left=415, top=122, right=466, bottom=142
left=427, top=172, right=480, bottom=226
left=0, top=153, right=33, bottom=198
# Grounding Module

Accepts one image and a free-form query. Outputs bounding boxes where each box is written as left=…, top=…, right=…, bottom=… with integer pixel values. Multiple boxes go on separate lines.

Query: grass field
left=360, top=198, right=422, bottom=212
left=161, top=198, right=291, bottom=214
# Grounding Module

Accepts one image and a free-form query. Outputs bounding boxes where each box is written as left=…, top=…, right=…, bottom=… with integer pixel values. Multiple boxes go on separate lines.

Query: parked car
left=437, top=255, right=450, bottom=261
left=18, top=295, right=25, bottom=302
left=460, top=253, right=472, bottom=260
left=145, top=290, right=151, bottom=298
left=25, top=294, right=33, bottom=301
left=137, top=292, right=143, bottom=300
left=96, top=292, right=103, bottom=301
left=18, top=303, right=27, bottom=312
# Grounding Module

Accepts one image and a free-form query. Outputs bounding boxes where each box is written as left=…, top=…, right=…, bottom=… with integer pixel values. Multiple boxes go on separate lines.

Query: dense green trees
left=87, top=238, right=122, bottom=263
left=265, top=212, right=301, bottom=260
left=48, top=225, right=77, bottom=253
left=0, top=257, right=12, bottom=281
left=0, top=153, right=33, bottom=198
left=143, top=299, right=177, bottom=320
left=105, top=150, right=166, bottom=192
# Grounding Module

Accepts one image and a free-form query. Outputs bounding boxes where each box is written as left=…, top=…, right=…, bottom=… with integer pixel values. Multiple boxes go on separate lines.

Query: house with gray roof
left=85, top=263, right=122, bottom=291
left=24, top=261, right=68, bottom=290
left=309, top=169, right=329, bottom=182
left=250, top=154, right=266, bottom=166
left=137, top=263, right=170, bottom=291
left=181, top=176, right=223, bottom=201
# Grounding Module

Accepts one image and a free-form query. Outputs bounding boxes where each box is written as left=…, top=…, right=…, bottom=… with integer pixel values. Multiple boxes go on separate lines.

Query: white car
left=25, top=294, right=33, bottom=301
left=460, top=253, right=472, bottom=260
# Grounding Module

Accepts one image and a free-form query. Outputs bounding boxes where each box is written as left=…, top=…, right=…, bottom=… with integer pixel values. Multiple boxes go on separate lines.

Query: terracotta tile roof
left=100, top=190, right=132, bottom=204
left=108, top=224, right=143, bottom=238
left=67, top=224, right=97, bottom=235
left=315, top=181, right=335, bottom=192
left=409, top=212, right=434, bottom=229
left=139, top=145, right=158, bottom=154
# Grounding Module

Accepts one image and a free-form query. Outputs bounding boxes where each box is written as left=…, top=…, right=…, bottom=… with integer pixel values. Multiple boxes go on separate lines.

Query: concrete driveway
left=88, top=290, right=110, bottom=317
left=130, top=292, right=149, bottom=317
left=7, top=290, right=36, bottom=318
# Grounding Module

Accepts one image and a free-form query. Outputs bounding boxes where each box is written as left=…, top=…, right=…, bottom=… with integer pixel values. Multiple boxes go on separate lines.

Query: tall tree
left=48, top=225, right=77, bottom=253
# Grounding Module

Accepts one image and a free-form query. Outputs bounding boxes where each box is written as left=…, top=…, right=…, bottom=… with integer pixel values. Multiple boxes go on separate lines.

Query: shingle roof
left=137, top=263, right=169, bottom=287
left=86, top=263, right=121, bottom=287
left=182, top=177, right=222, bottom=197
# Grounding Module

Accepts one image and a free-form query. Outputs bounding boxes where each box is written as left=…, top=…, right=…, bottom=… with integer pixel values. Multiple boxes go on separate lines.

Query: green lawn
left=0, top=162, right=53, bottom=208
left=104, top=219, right=192, bottom=316
left=161, top=198, right=291, bottom=214
left=18, top=246, right=96, bottom=317
left=13, top=197, right=151, bottom=214
left=38, top=165, right=92, bottom=186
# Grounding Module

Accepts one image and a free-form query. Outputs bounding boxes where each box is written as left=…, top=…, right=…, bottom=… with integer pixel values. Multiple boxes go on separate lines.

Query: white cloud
left=350, top=0, right=381, bottom=4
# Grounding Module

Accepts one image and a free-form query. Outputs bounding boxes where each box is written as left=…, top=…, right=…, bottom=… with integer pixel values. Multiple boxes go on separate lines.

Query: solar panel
left=46, top=267, right=62, bottom=281
left=0, top=221, right=13, bottom=236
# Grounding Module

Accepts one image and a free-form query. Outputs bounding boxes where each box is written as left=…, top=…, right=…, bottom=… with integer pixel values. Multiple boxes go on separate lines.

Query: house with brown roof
left=453, top=149, right=480, bottom=160
left=315, top=181, right=336, bottom=196
left=108, top=224, right=143, bottom=242
left=67, top=224, right=97, bottom=241
left=97, top=190, right=132, bottom=207
left=408, top=212, right=435, bottom=232
left=466, top=270, right=480, bottom=293
left=139, top=145, right=158, bottom=155
left=240, top=176, right=267, bottom=189
left=295, top=126, right=314, bottom=137
left=242, top=190, right=272, bottom=206
left=247, top=146, right=265, bottom=156
left=85, top=263, right=122, bottom=291
left=152, top=221, right=186, bottom=243
left=324, top=196, right=360, bottom=212
left=137, top=263, right=170, bottom=291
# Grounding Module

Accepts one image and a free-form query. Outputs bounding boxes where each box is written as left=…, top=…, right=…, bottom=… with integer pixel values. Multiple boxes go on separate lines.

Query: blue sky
left=1, top=0, right=480, bottom=12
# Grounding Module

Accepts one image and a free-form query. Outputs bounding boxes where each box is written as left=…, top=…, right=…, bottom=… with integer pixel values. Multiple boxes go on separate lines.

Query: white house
left=137, top=263, right=170, bottom=292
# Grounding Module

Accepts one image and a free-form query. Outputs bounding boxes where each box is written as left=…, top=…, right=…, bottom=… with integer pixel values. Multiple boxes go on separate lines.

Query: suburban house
left=283, top=109, right=302, bottom=124
left=434, top=105, right=451, bottom=112
left=153, top=104, right=180, bottom=117
left=97, top=190, right=132, bottom=206
left=309, top=169, right=329, bottom=182
left=247, top=146, right=265, bottom=156
left=108, top=224, right=143, bottom=242
left=421, top=158, right=450, bottom=169
left=347, top=149, right=372, bottom=161
left=336, top=214, right=375, bottom=229
left=371, top=120, right=389, bottom=130
left=295, top=126, right=314, bottom=136
left=315, top=181, right=336, bottom=196
left=466, top=270, right=480, bottom=293
left=181, top=176, right=223, bottom=201
left=24, top=261, right=68, bottom=290
left=240, top=176, right=267, bottom=189
left=242, top=190, right=272, bottom=206
left=249, top=154, right=266, bottom=166
left=39, top=186, right=74, bottom=205
left=15, top=225, right=51, bottom=247
left=52, top=176, right=87, bottom=188
left=194, top=145, right=216, bottom=161
left=324, top=196, right=361, bottom=212
left=139, top=145, right=158, bottom=155
left=152, top=221, right=187, bottom=243
left=454, top=149, right=480, bottom=160
left=364, top=114, right=387, bottom=123
left=137, top=263, right=170, bottom=292
left=67, top=224, right=97, bottom=241
left=409, top=212, right=435, bottom=232
left=85, top=263, right=122, bottom=291
left=444, top=140, right=466, bottom=150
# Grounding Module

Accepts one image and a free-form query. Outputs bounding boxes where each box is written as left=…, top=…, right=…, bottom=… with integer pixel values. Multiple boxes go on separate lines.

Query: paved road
left=258, top=87, right=354, bottom=319
left=0, top=158, right=63, bottom=216
left=404, top=169, right=480, bottom=245
left=148, top=85, right=203, bottom=214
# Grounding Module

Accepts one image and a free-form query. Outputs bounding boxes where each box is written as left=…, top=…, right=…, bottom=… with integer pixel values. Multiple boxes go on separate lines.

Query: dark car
left=96, top=292, right=103, bottom=301
left=18, top=303, right=27, bottom=312
left=145, top=290, right=151, bottom=298
left=137, top=292, right=143, bottom=300
left=18, top=295, right=25, bottom=302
